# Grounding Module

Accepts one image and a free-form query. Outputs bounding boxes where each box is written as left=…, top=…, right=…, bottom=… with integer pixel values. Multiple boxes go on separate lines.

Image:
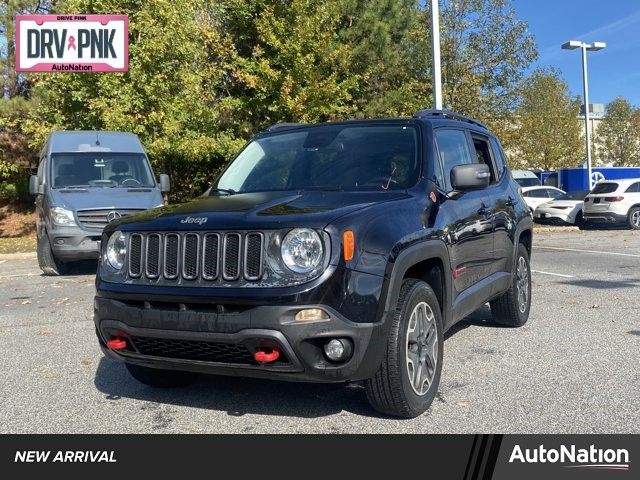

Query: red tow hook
left=254, top=347, right=280, bottom=363
left=106, top=337, right=127, bottom=351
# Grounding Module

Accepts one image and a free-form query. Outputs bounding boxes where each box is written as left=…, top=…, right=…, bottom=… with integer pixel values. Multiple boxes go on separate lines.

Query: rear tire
left=37, top=234, right=68, bottom=276
left=365, top=279, right=443, bottom=418
left=126, top=364, right=196, bottom=388
left=490, top=243, right=531, bottom=327
left=627, top=207, right=640, bottom=230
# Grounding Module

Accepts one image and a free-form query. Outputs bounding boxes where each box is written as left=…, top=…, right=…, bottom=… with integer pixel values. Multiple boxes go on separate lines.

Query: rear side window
left=591, top=182, right=618, bottom=194
left=625, top=182, right=640, bottom=193
left=434, top=129, right=474, bottom=191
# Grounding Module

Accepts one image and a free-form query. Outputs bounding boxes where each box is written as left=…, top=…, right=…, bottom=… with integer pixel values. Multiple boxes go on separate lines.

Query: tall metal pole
left=431, top=0, right=443, bottom=110
left=581, top=44, right=593, bottom=190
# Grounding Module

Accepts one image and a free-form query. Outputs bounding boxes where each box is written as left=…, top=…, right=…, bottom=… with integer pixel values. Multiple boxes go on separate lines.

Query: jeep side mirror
left=29, top=175, right=40, bottom=195
left=451, top=164, right=491, bottom=190
left=159, top=174, right=171, bottom=193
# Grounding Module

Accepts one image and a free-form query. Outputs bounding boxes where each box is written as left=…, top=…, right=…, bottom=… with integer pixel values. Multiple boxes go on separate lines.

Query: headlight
left=50, top=207, right=76, bottom=226
left=106, top=231, right=127, bottom=270
left=281, top=228, right=324, bottom=273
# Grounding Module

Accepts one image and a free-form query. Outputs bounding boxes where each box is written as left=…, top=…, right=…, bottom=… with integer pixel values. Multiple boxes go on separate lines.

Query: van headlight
left=106, top=231, right=127, bottom=270
left=50, top=207, right=76, bottom=226
left=281, top=228, right=324, bottom=273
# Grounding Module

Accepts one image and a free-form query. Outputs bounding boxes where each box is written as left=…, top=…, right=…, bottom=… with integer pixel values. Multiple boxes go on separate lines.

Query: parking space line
left=535, top=246, right=640, bottom=258
left=531, top=270, right=574, bottom=278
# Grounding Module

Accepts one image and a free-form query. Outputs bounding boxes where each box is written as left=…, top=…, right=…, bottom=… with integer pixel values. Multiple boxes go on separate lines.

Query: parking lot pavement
left=0, top=229, right=638, bottom=434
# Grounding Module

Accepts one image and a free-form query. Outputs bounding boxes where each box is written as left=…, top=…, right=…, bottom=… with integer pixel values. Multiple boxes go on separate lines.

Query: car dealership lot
left=0, top=229, right=638, bottom=434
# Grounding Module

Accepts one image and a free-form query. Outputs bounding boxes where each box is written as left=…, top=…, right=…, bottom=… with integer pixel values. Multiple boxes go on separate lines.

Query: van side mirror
left=451, top=164, right=491, bottom=191
left=159, top=174, right=171, bottom=193
left=29, top=175, right=40, bottom=195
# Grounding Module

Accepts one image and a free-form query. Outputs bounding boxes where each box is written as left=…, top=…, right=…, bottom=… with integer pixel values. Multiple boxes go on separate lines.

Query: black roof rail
left=264, top=122, right=307, bottom=133
left=414, top=109, right=487, bottom=130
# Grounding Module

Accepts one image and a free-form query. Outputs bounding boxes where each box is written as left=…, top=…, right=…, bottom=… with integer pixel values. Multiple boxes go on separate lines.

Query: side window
left=471, top=135, right=497, bottom=183
left=547, top=189, right=563, bottom=199
left=625, top=182, right=640, bottom=193
left=37, top=158, right=45, bottom=186
left=434, top=129, right=474, bottom=191
left=490, top=138, right=506, bottom=179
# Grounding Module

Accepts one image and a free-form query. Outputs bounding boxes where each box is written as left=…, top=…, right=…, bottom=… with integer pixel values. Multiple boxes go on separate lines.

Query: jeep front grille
left=127, top=232, right=265, bottom=284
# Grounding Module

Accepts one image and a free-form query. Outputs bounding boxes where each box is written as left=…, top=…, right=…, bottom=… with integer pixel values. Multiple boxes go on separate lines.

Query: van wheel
left=37, top=234, right=68, bottom=276
left=490, top=243, right=531, bottom=326
left=627, top=207, right=640, bottom=230
left=126, top=364, right=196, bottom=388
left=365, top=279, right=443, bottom=418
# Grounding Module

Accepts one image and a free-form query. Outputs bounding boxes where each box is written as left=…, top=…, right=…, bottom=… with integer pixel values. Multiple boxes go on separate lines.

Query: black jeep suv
left=94, top=110, right=532, bottom=418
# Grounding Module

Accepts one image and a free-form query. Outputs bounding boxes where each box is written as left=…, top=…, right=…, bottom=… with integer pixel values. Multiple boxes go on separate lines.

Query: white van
left=511, top=170, right=541, bottom=188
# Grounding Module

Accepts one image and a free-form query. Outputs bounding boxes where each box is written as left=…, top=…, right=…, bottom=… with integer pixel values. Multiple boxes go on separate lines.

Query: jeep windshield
left=214, top=124, right=419, bottom=193
left=51, top=152, right=155, bottom=189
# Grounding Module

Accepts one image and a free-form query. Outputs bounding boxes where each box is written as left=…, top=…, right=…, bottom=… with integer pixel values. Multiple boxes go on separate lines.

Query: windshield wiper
left=209, top=188, right=237, bottom=196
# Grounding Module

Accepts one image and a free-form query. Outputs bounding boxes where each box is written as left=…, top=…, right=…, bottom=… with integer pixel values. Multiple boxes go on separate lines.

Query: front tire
left=37, top=234, right=68, bottom=276
left=490, top=243, right=531, bottom=326
left=627, top=207, right=640, bottom=230
left=126, top=364, right=196, bottom=388
left=365, top=279, right=443, bottom=418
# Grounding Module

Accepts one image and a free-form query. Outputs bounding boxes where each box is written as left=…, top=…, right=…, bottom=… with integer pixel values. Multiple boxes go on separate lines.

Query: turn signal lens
left=342, top=230, right=355, bottom=261
left=294, top=308, right=329, bottom=321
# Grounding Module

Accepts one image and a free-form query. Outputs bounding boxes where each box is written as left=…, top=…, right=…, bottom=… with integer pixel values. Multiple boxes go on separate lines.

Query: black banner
left=0, top=435, right=636, bottom=478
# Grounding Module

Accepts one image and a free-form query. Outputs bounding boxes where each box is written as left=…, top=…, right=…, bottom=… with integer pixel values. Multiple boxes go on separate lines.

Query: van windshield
left=50, top=153, right=155, bottom=189
left=214, top=124, right=419, bottom=193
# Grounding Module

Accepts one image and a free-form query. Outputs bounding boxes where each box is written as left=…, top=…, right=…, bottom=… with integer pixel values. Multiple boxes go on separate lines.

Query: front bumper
left=49, top=224, right=102, bottom=260
left=94, top=296, right=389, bottom=383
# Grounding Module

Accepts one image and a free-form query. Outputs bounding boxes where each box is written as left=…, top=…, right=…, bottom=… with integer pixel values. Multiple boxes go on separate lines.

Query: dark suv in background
left=94, top=110, right=533, bottom=418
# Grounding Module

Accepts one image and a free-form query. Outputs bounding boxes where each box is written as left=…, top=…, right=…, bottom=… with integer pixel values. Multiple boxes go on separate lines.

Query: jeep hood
left=110, top=190, right=409, bottom=231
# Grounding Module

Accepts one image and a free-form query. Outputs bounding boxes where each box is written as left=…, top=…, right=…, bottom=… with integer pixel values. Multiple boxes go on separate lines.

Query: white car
left=583, top=178, right=640, bottom=229
left=534, top=190, right=589, bottom=226
left=521, top=186, right=565, bottom=213
left=512, top=170, right=542, bottom=188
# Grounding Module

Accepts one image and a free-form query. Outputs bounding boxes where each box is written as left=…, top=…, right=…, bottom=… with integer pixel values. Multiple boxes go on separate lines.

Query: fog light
left=323, top=338, right=353, bottom=362
left=294, top=308, right=329, bottom=321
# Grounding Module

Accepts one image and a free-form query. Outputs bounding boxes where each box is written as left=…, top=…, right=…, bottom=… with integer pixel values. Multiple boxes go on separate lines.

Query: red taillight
left=604, top=196, right=624, bottom=202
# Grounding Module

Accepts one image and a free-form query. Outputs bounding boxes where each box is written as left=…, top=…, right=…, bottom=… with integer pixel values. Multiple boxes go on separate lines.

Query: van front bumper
left=48, top=225, right=101, bottom=260
left=94, top=296, right=389, bottom=383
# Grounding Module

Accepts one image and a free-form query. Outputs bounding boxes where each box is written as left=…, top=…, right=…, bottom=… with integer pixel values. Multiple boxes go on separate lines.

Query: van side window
left=434, top=129, right=475, bottom=191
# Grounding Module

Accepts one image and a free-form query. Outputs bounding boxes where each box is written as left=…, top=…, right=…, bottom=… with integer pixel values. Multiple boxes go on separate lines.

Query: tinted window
left=625, top=182, right=640, bottom=193
left=489, top=138, right=505, bottom=179
left=557, top=190, right=589, bottom=201
left=524, top=189, right=548, bottom=198
left=591, top=182, right=618, bottom=194
left=51, top=153, right=154, bottom=188
left=471, top=136, right=496, bottom=183
left=434, top=129, right=474, bottom=190
left=515, top=177, right=541, bottom=187
left=216, top=125, right=419, bottom=192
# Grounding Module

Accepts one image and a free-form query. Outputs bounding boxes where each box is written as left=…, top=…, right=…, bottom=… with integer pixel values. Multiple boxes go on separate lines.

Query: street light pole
left=562, top=40, right=606, bottom=190
left=431, top=0, right=443, bottom=110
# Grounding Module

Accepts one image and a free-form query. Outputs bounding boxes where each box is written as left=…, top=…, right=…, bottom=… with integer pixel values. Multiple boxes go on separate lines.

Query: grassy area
left=0, top=235, right=36, bottom=254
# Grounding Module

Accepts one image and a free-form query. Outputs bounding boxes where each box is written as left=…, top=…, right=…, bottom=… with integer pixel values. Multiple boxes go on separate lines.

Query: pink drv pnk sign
left=16, top=14, right=128, bottom=72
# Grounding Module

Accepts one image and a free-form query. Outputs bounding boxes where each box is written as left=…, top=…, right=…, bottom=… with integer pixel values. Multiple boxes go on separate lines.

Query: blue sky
left=514, top=0, right=640, bottom=106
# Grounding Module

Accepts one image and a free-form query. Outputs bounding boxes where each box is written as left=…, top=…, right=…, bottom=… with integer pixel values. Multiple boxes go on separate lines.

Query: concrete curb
left=0, top=251, right=37, bottom=260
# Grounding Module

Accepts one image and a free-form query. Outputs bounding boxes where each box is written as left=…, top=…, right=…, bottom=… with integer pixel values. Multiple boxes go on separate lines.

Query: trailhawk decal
left=15, top=14, right=128, bottom=72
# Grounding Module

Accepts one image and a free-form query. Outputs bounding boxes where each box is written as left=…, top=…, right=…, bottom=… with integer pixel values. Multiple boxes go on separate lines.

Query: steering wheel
left=121, top=178, right=141, bottom=186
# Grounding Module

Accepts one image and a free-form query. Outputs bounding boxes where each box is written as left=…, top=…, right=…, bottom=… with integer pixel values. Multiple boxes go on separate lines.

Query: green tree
left=510, top=69, right=583, bottom=170
left=595, top=97, right=640, bottom=166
